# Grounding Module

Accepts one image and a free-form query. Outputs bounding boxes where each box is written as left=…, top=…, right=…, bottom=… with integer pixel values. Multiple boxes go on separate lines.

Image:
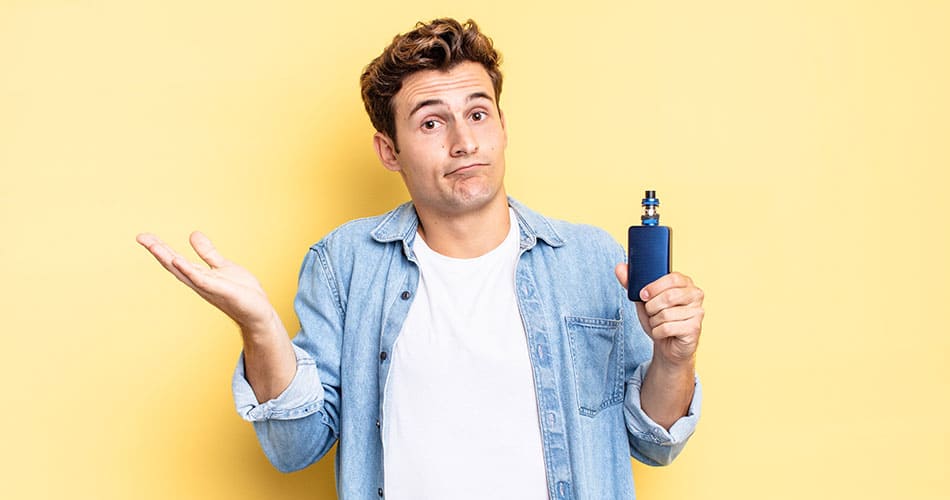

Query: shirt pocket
left=565, top=315, right=624, bottom=417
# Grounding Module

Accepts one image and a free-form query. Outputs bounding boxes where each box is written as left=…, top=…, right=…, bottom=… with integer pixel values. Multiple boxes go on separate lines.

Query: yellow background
left=2, top=1, right=948, bottom=498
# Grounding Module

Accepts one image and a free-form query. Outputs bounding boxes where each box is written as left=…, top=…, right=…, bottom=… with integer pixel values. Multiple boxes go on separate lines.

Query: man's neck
left=414, top=193, right=512, bottom=259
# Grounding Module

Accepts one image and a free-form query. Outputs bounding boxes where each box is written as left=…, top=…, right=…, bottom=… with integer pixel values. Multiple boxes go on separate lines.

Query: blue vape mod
left=627, top=190, right=671, bottom=301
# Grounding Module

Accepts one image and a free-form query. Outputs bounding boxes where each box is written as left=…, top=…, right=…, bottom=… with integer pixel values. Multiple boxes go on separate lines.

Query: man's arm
left=136, top=231, right=296, bottom=404
left=614, top=266, right=704, bottom=429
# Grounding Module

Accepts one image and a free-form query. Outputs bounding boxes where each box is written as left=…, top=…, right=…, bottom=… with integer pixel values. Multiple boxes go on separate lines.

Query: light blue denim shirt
left=232, top=198, right=701, bottom=499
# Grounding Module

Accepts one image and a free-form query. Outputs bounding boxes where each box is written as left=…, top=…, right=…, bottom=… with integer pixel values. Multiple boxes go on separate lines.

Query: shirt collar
left=369, top=196, right=565, bottom=254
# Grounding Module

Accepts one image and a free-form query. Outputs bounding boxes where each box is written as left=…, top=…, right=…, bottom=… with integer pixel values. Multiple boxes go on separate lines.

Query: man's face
left=374, top=61, right=508, bottom=218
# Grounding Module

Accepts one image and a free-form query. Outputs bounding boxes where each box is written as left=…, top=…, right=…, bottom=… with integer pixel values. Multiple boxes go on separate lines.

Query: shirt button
left=400, top=291, right=411, bottom=300
left=378, top=487, right=384, bottom=497
left=375, top=419, right=380, bottom=428
left=379, top=351, right=388, bottom=361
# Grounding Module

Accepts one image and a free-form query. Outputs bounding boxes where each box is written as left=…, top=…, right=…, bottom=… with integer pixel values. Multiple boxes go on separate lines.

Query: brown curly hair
left=360, top=18, right=503, bottom=146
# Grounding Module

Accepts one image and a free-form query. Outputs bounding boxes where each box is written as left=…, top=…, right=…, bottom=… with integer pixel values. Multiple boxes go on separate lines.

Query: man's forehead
left=397, top=62, right=496, bottom=109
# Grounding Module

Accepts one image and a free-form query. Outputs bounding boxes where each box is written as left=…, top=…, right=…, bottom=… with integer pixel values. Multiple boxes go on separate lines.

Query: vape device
left=627, top=190, right=671, bottom=301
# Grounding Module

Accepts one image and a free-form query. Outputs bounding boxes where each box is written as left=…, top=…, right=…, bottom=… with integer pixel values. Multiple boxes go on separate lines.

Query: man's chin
left=428, top=188, right=505, bottom=216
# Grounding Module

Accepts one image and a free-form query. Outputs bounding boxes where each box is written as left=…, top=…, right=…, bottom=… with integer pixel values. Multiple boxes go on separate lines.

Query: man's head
left=360, top=18, right=503, bottom=149
left=361, top=19, right=509, bottom=220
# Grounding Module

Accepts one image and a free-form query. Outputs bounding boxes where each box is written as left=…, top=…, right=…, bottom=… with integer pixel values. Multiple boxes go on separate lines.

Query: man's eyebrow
left=408, top=92, right=495, bottom=118
left=465, top=92, right=495, bottom=102
left=409, top=99, right=444, bottom=118
left=467, top=91, right=494, bottom=103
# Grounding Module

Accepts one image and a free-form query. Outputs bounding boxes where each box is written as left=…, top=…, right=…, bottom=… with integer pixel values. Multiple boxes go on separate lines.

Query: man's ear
left=373, top=132, right=401, bottom=172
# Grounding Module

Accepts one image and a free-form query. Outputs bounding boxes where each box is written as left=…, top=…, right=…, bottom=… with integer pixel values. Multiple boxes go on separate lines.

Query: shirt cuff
left=232, top=344, right=325, bottom=422
left=624, top=359, right=702, bottom=463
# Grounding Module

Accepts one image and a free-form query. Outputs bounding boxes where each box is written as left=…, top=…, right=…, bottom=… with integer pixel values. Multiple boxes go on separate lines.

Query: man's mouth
left=445, top=163, right=486, bottom=176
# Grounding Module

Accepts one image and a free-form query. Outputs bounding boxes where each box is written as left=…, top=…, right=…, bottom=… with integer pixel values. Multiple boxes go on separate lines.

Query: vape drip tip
left=641, top=190, right=660, bottom=226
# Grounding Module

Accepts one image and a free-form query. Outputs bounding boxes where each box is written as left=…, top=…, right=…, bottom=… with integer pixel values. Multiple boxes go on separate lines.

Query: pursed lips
left=445, top=163, right=487, bottom=176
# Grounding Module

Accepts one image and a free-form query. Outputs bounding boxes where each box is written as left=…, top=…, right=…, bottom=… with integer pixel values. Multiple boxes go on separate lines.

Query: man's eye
left=472, top=111, right=485, bottom=121
left=422, top=120, right=438, bottom=130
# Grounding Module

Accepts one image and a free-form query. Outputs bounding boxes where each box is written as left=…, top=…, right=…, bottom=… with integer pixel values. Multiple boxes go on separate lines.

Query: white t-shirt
left=381, top=209, right=549, bottom=499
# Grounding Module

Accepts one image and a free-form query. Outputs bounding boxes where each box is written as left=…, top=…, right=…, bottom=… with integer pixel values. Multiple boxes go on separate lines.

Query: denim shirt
left=232, top=198, right=701, bottom=500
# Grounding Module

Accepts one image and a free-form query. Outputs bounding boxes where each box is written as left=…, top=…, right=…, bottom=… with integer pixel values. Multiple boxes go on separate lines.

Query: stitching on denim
left=509, top=197, right=564, bottom=247
left=566, top=316, right=622, bottom=328
left=267, top=401, right=323, bottom=420
left=368, top=204, right=404, bottom=241
left=312, top=244, right=345, bottom=319
left=614, top=308, right=625, bottom=403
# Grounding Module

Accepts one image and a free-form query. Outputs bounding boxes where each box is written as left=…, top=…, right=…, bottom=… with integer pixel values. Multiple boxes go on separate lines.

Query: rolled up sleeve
left=624, top=359, right=702, bottom=466
left=232, top=343, right=326, bottom=422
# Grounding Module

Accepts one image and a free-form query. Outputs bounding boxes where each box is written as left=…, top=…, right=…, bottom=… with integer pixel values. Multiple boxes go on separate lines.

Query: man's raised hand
left=614, top=264, right=702, bottom=427
left=136, top=231, right=282, bottom=337
left=613, top=264, right=704, bottom=367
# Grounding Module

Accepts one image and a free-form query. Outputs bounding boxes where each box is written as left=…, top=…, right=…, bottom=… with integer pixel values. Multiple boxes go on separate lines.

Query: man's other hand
left=614, top=265, right=704, bottom=366
left=136, top=231, right=281, bottom=337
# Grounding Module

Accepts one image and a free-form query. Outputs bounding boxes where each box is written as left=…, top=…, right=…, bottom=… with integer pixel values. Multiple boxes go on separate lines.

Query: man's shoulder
left=516, top=201, right=619, bottom=250
left=546, top=219, right=624, bottom=268
left=308, top=202, right=412, bottom=254
left=547, top=217, right=617, bottom=244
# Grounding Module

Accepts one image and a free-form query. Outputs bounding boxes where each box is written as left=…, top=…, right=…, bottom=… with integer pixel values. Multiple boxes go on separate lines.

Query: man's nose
left=450, top=121, right=478, bottom=157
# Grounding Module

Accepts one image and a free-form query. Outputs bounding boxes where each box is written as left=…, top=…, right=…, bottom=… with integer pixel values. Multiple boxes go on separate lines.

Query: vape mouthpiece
left=641, top=190, right=660, bottom=226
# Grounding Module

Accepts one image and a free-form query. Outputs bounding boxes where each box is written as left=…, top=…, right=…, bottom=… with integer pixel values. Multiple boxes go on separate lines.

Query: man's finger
left=189, top=231, right=228, bottom=269
left=648, top=304, right=704, bottom=329
left=137, top=233, right=183, bottom=266
left=635, top=301, right=652, bottom=335
left=650, top=316, right=702, bottom=341
left=137, top=233, right=198, bottom=289
left=644, top=285, right=703, bottom=317
left=639, top=272, right=693, bottom=301
left=614, top=263, right=628, bottom=289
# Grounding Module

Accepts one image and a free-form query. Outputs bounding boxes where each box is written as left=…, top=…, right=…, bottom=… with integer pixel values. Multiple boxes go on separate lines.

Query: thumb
left=190, top=231, right=228, bottom=268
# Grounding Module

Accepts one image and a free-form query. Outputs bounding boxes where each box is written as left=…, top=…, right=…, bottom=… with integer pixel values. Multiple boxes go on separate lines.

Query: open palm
left=136, top=231, right=277, bottom=331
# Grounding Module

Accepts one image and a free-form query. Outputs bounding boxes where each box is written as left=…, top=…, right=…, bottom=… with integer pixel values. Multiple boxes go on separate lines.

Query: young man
left=137, top=18, right=703, bottom=499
